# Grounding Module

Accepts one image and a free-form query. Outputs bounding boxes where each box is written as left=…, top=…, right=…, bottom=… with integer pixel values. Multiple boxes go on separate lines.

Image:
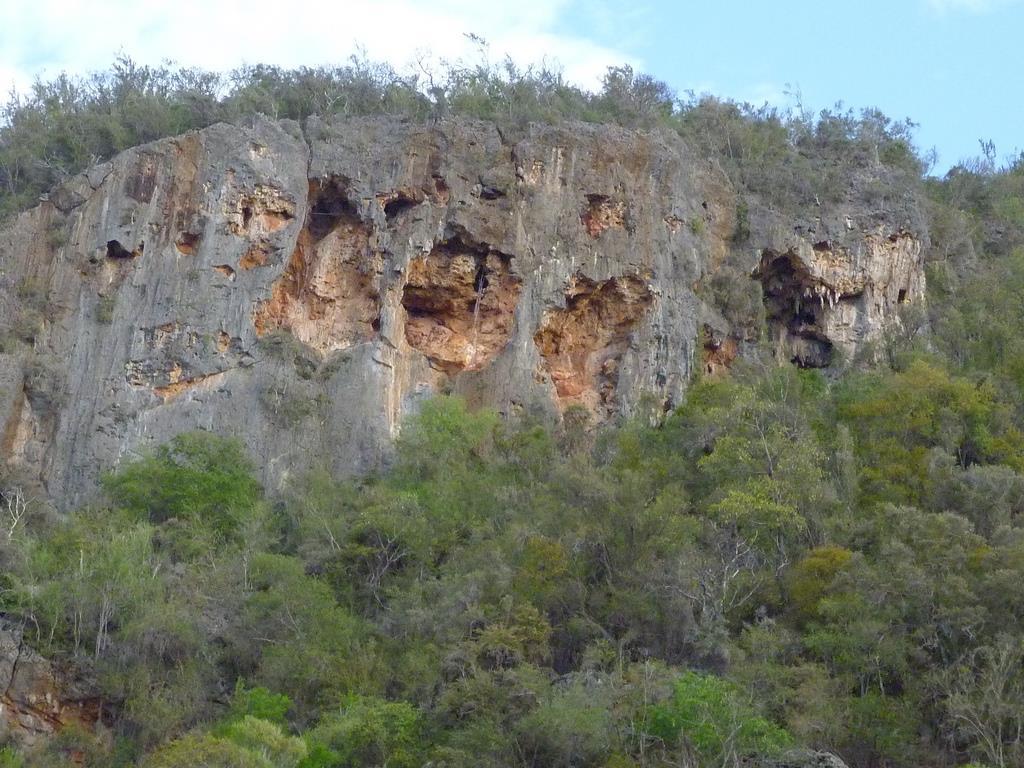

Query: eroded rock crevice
left=701, top=325, right=739, bottom=377
left=225, top=183, right=296, bottom=274
left=253, top=177, right=381, bottom=356
left=0, top=620, right=104, bottom=749
left=124, top=323, right=242, bottom=403
left=401, top=234, right=522, bottom=375
left=174, top=231, right=201, bottom=255
left=126, top=358, right=232, bottom=404
left=105, top=239, right=142, bottom=260
left=152, top=371, right=229, bottom=402
left=1, top=391, right=38, bottom=468
left=226, top=184, right=295, bottom=237
left=534, top=274, right=654, bottom=411
left=125, top=153, right=159, bottom=203
left=581, top=194, right=627, bottom=237
left=377, top=188, right=424, bottom=220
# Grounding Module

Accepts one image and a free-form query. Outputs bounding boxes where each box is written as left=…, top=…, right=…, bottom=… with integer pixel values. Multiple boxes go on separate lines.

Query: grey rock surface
left=0, top=116, right=926, bottom=507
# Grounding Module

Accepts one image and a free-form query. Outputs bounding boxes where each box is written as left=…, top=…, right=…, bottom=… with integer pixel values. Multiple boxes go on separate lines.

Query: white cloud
left=0, top=0, right=638, bottom=96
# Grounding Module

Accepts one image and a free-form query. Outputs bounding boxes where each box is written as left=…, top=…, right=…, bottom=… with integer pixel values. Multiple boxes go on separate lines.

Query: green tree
left=648, top=671, right=792, bottom=766
left=302, top=696, right=423, bottom=768
left=103, top=431, right=264, bottom=545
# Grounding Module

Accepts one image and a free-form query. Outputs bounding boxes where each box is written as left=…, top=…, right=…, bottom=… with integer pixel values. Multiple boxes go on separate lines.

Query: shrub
left=14, top=277, right=46, bottom=305
left=102, top=431, right=263, bottom=540
left=648, top=671, right=792, bottom=763
left=23, top=354, right=66, bottom=411
left=787, top=545, right=854, bottom=620
left=259, top=384, right=317, bottom=426
left=0, top=54, right=928, bottom=225
left=46, top=219, right=68, bottom=249
left=303, top=696, right=423, bottom=768
left=144, top=721, right=307, bottom=768
left=227, top=684, right=293, bottom=726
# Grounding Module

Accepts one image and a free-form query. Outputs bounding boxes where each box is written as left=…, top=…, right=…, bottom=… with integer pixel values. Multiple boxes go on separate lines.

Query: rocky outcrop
left=251, top=176, right=381, bottom=356
left=401, top=232, right=521, bottom=375
left=0, top=620, right=102, bottom=748
left=0, top=115, right=926, bottom=507
left=754, top=232, right=923, bottom=367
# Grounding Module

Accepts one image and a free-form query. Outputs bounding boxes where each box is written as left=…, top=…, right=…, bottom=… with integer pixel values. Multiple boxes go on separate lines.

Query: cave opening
left=581, top=194, right=627, bottom=237
left=534, top=274, right=654, bottom=411
left=106, top=239, right=142, bottom=260
left=478, top=183, right=506, bottom=200
left=789, top=335, right=834, bottom=369
left=175, top=232, right=201, bottom=255
left=252, top=174, right=380, bottom=356
left=383, top=193, right=419, bottom=220
left=307, top=176, right=358, bottom=241
left=755, top=249, right=834, bottom=369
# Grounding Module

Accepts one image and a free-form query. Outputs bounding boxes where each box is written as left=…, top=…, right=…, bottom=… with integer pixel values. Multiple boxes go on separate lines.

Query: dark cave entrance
left=755, top=250, right=835, bottom=369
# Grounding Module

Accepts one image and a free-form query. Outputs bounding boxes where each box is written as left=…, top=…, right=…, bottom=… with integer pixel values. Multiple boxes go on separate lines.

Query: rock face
left=0, top=116, right=926, bottom=507
left=754, top=232, right=923, bottom=367
left=0, top=620, right=102, bottom=747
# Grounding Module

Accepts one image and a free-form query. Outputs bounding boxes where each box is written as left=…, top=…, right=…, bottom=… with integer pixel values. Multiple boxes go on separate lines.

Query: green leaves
left=144, top=719, right=307, bottom=768
left=102, top=431, right=264, bottom=544
left=837, top=360, right=1024, bottom=506
left=227, top=684, right=293, bottom=726
left=939, top=635, right=1024, bottom=768
left=302, top=697, right=423, bottom=768
left=648, top=671, right=792, bottom=763
left=707, top=481, right=805, bottom=544
left=10, top=341, right=1024, bottom=768
left=787, top=545, right=854, bottom=621
left=234, top=554, right=381, bottom=716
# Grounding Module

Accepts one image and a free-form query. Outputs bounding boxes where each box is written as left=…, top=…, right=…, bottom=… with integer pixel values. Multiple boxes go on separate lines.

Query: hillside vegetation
left=1, top=55, right=1024, bottom=768
left=0, top=54, right=927, bottom=220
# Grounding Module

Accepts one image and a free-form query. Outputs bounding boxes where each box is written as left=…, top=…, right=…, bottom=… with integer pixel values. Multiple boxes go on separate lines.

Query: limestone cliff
left=0, top=116, right=926, bottom=506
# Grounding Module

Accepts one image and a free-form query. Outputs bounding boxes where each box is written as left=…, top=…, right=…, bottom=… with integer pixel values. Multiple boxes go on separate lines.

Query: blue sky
left=564, top=0, right=1024, bottom=173
left=1, top=0, right=1020, bottom=173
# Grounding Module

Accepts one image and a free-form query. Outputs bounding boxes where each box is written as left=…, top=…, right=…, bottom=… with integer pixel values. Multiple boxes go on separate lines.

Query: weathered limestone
left=754, top=232, right=924, bottom=367
left=0, top=115, right=925, bottom=508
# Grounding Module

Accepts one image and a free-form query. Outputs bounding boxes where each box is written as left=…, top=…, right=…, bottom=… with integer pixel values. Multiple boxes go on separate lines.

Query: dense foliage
left=2, top=51, right=1024, bottom=768
left=2, top=342, right=1024, bottom=768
